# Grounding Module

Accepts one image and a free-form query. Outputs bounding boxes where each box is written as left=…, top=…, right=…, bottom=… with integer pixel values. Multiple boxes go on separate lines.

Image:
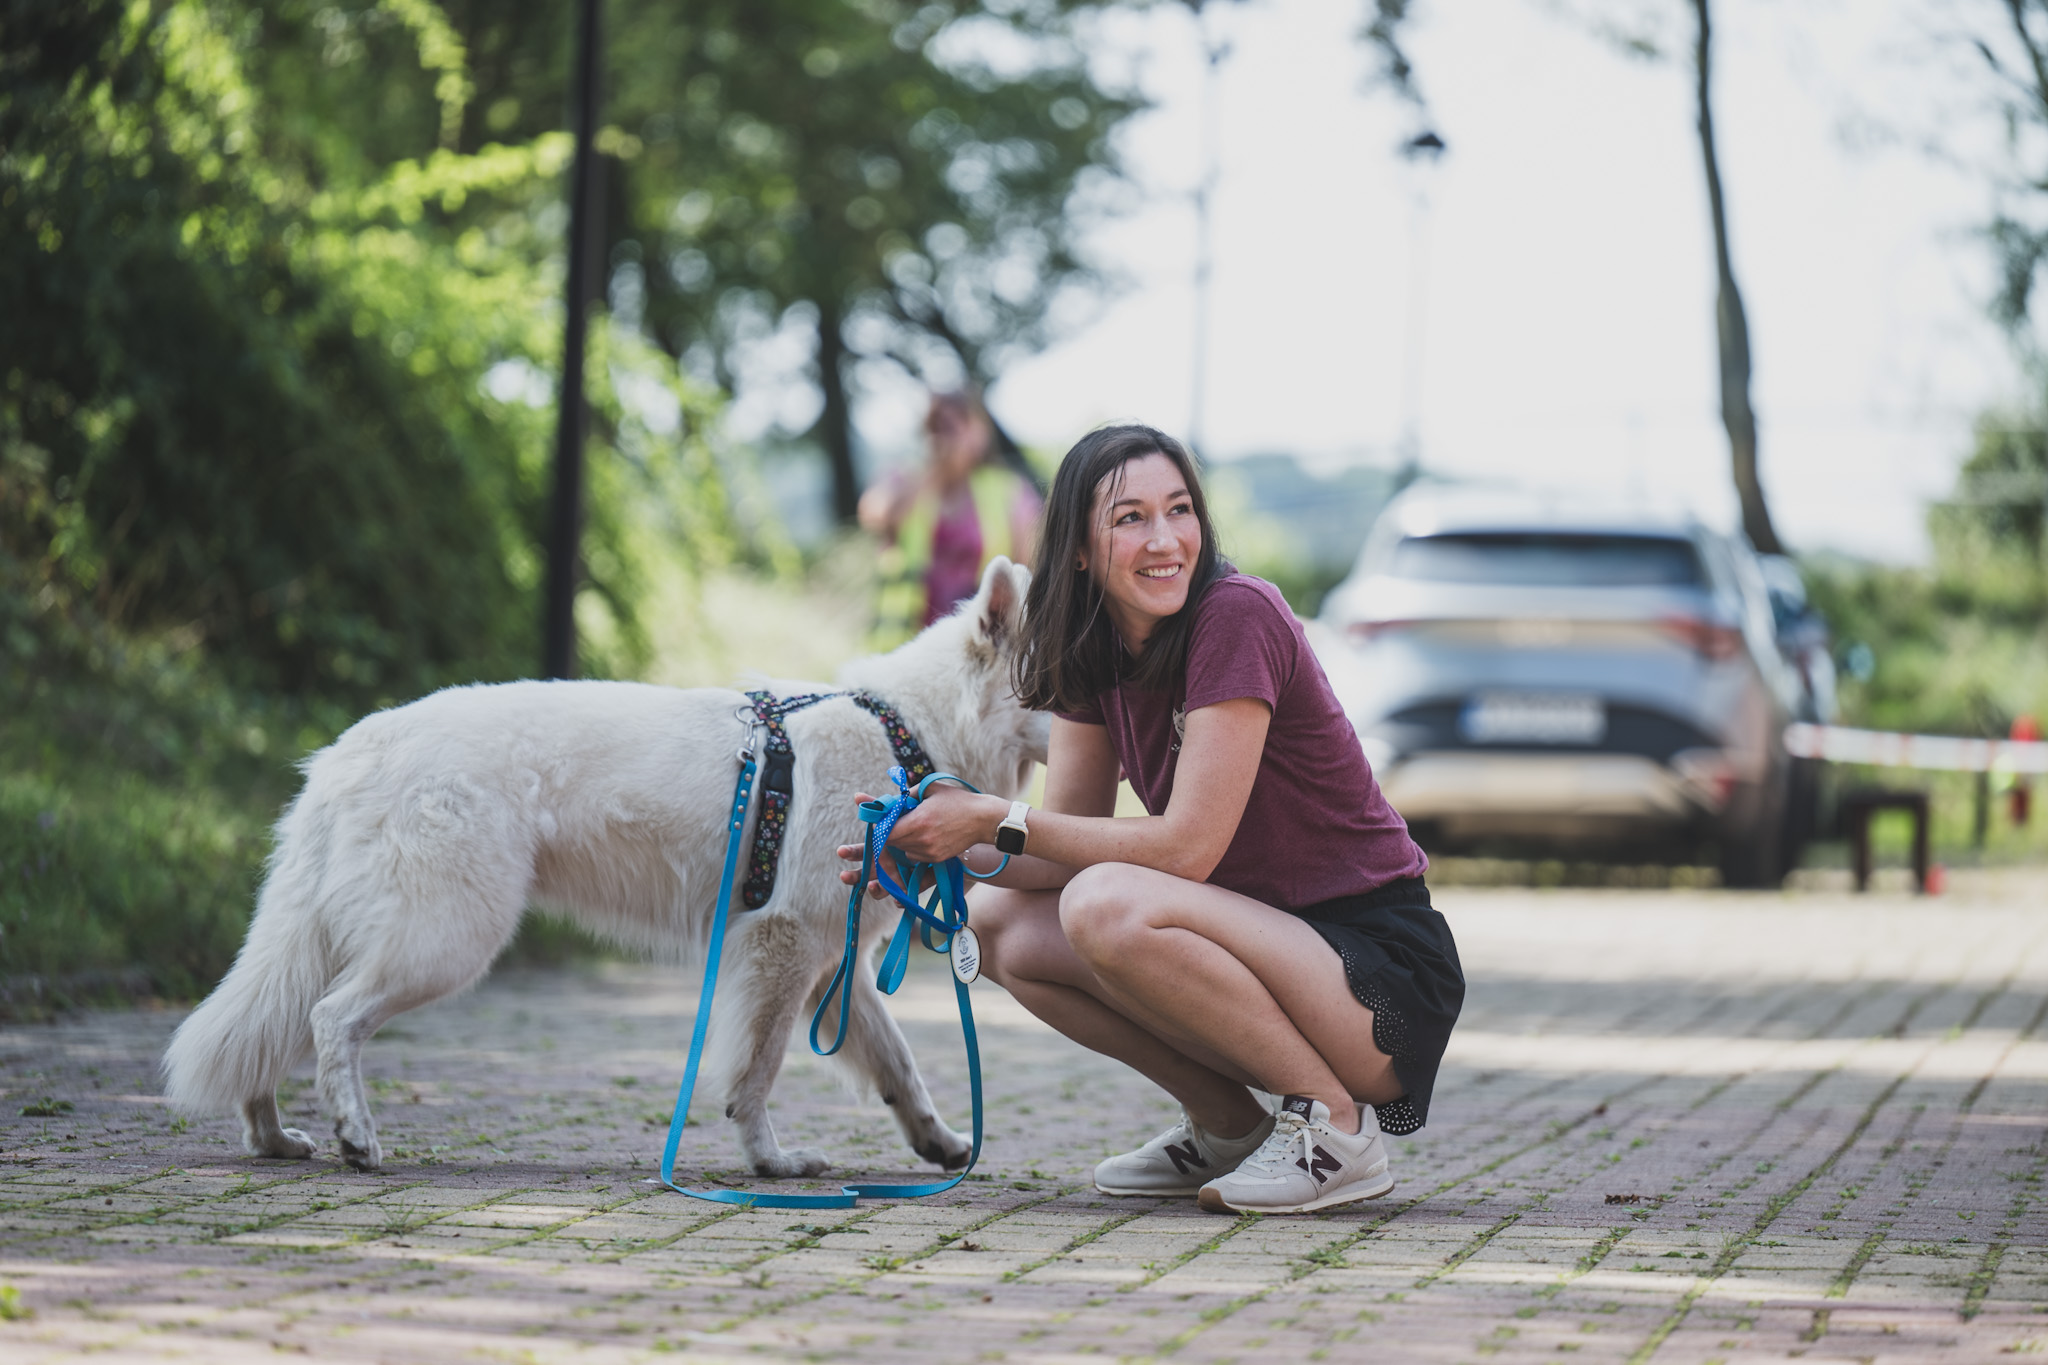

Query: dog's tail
left=162, top=787, right=336, bottom=1116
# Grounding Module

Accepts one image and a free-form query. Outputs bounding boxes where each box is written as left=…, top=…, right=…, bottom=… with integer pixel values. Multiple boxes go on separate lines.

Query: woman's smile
left=1079, top=451, right=1207, bottom=650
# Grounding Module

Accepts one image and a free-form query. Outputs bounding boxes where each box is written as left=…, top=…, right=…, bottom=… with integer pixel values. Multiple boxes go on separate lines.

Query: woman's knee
left=1057, top=863, right=1156, bottom=962
left=967, top=885, right=1059, bottom=984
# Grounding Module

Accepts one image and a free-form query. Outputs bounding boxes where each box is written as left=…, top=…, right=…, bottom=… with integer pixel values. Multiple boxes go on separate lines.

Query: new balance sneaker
left=1196, top=1096, right=1395, bottom=1214
left=1093, top=1109, right=1277, bottom=1197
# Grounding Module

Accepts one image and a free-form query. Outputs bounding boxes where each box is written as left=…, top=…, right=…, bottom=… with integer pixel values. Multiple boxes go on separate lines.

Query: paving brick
left=3, top=874, right=2046, bottom=1360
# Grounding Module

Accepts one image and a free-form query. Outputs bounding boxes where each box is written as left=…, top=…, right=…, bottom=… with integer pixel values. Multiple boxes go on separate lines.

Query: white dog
left=162, top=559, right=1046, bottom=1177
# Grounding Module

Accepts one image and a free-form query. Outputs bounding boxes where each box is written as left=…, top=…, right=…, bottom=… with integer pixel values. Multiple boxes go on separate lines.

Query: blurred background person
left=860, top=391, right=1045, bottom=649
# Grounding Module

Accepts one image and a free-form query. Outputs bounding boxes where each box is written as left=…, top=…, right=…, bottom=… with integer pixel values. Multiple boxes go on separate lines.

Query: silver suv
left=1314, top=485, right=1827, bottom=886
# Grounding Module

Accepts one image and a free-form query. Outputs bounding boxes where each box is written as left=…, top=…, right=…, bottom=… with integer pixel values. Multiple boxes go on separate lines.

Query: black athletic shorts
left=1286, top=876, right=1463, bottom=1134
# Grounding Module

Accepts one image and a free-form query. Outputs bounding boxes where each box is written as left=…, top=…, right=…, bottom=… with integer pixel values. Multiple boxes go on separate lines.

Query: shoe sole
left=1197, top=1169, right=1395, bottom=1215
left=1094, top=1181, right=1205, bottom=1198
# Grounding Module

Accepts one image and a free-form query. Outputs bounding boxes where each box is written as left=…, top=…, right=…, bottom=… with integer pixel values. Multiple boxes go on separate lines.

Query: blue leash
left=657, top=758, right=997, bottom=1207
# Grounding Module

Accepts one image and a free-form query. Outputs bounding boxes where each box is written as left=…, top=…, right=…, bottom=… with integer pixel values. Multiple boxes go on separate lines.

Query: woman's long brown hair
left=1011, top=425, right=1227, bottom=713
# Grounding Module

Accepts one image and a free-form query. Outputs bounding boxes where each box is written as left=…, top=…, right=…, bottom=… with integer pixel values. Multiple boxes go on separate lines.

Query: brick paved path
left=3, top=872, right=2046, bottom=1362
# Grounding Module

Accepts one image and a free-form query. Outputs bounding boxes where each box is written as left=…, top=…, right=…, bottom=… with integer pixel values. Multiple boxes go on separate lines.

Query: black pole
left=543, top=0, right=603, bottom=679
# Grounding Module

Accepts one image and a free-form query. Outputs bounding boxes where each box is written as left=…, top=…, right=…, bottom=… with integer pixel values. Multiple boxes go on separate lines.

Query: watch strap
left=995, top=800, right=1030, bottom=855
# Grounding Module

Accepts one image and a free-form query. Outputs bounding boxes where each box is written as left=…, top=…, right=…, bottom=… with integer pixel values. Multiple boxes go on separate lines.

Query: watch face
left=995, top=826, right=1025, bottom=855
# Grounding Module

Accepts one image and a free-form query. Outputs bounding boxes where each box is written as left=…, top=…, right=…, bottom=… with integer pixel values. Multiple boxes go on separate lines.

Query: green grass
left=0, top=565, right=322, bottom=1015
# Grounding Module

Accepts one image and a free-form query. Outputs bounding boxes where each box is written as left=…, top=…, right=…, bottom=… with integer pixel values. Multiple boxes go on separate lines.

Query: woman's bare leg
left=1054, top=864, right=1402, bottom=1133
left=972, top=868, right=1402, bottom=1136
left=971, top=884, right=1269, bottom=1138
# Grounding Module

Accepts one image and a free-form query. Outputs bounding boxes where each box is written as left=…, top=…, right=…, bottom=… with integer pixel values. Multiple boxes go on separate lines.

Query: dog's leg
left=308, top=973, right=405, bottom=1172
left=240, top=1094, right=317, bottom=1160
left=720, top=986, right=831, bottom=1178
left=716, top=946, right=832, bottom=1179
left=842, top=973, right=972, bottom=1170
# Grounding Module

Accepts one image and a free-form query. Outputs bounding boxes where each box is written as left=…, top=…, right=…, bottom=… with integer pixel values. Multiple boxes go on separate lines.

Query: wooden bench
left=1838, top=788, right=1929, bottom=894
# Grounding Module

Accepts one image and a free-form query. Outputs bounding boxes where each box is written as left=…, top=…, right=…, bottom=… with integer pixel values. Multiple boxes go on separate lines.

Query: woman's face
left=929, top=402, right=990, bottom=483
left=1077, top=451, right=1205, bottom=649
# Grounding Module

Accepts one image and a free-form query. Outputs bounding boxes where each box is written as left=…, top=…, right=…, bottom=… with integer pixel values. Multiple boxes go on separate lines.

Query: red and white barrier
left=1783, top=722, right=2048, bottom=775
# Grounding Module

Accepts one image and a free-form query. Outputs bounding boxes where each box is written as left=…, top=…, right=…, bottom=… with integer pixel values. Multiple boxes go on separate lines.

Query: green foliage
left=0, top=0, right=739, bottom=997
left=0, top=532, right=321, bottom=1009
left=0, top=522, right=622, bottom=1005
left=602, top=0, right=1139, bottom=382
left=1, top=0, right=735, bottom=705
left=435, top=0, right=1142, bottom=516
left=1805, top=411, right=2048, bottom=739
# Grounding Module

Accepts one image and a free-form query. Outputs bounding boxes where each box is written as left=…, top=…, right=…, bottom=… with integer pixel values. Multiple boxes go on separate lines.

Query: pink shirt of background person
left=858, top=391, right=1042, bottom=628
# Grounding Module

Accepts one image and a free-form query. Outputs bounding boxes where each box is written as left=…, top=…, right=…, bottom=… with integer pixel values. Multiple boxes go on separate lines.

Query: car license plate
left=1459, top=693, right=1606, bottom=745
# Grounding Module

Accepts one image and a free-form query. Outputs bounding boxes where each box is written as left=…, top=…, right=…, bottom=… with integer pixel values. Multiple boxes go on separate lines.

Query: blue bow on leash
left=657, top=761, right=1000, bottom=1208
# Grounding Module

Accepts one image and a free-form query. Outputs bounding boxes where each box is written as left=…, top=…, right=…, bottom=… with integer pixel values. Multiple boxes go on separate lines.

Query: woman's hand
left=833, top=786, right=1004, bottom=898
left=836, top=792, right=888, bottom=900
left=884, top=785, right=1006, bottom=863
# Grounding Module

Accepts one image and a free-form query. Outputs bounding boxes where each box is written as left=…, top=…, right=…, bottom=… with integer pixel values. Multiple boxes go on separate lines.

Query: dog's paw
left=750, top=1147, right=832, bottom=1179
left=256, top=1129, right=323, bottom=1162
left=336, top=1131, right=383, bottom=1172
left=915, top=1123, right=973, bottom=1171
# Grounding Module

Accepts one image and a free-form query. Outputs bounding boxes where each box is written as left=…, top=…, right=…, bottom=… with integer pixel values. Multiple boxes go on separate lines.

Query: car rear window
left=1390, top=533, right=1706, bottom=587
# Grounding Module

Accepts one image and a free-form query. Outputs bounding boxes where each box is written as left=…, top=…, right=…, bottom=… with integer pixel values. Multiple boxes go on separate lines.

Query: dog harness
left=656, top=752, right=994, bottom=1208
left=741, top=690, right=936, bottom=910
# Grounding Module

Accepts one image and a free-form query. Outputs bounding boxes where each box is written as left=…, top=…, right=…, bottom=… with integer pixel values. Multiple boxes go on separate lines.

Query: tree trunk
left=1692, top=0, right=1784, bottom=555
left=815, top=298, right=860, bottom=525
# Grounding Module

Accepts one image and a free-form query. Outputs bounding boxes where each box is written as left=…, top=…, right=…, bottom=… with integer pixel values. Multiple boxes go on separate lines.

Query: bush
left=1805, top=411, right=2048, bottom=739
left=1, top=0, right=737, bottom=705
left=0, top=545, right=318, bottom=1014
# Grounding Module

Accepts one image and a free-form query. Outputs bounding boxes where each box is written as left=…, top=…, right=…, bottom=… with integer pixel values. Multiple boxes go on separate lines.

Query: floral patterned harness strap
left=740, top=690, right=937, bottom=910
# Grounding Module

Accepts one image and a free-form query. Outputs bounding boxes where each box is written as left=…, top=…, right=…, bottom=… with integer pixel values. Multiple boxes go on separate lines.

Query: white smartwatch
left=994, top=800, right=1031, bottom=856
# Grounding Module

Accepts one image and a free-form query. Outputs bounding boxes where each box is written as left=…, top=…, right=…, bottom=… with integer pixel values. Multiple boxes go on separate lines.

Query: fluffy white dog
left=162, top=559, right=1047, bottom=1178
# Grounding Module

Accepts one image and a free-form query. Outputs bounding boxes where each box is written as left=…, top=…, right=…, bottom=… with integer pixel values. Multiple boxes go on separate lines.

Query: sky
left=896, top=0, right=2037, bottom=565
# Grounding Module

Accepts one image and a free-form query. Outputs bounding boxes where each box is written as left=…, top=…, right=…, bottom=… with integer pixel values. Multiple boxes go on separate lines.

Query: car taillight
left=1671, top=747, right=1738, bottom=807
left=1659, top=615, right=1744, bottom=660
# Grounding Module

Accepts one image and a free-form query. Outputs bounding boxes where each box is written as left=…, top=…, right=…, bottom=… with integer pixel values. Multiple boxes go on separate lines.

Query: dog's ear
left=974, top=555, right=1027, bottom=649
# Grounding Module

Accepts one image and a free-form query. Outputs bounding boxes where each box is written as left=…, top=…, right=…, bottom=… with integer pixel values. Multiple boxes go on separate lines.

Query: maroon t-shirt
left=1060, top=574, right=1426, bottom=909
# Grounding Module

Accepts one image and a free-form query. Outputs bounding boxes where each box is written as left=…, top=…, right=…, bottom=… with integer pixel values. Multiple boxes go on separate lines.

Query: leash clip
left=734, top=703, right=762, bottom=765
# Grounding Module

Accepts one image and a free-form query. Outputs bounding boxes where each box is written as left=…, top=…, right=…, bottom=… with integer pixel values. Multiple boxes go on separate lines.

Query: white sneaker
left=1093, top=1109, right=1277, bottom=1197
left=1196, top=1096, right=1396, bottom=1214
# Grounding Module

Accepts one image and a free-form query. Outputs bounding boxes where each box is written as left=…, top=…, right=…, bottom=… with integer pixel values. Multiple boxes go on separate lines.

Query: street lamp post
left=542, top=0, right=604, bottom=680
left=1395, top=129, right=1445, bottom=482
left=1187, top=4, right=1230, bottom=461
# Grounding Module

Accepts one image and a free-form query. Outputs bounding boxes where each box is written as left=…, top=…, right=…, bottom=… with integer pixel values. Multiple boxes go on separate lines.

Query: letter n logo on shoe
left=1163, top=1140, right=1206, bottom=1175
left=1295, top=1145, right=1342, bottom=1185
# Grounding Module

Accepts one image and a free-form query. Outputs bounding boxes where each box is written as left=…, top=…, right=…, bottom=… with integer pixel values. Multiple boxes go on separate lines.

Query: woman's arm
left=1008, top=483, right=1044, bottom=570
left=855, top=470, right=918, bottom=542
left=944, top=714, right=1120, bottom=889
left=837, top=715, right=1117, bottom=894
left=885, top=699, right=1271, bottom=884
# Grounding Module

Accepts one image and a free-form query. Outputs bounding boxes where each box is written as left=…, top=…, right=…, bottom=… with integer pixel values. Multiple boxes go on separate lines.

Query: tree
left=440, top=0, right=1138, bottom=525
left=1, top=0, right=727, bottom=699
left=1362, top=0, right=1785, bottom=553
left=1956, top=3, right=2048, bottom=340
left=1688, top=0, right=1779, bottom=553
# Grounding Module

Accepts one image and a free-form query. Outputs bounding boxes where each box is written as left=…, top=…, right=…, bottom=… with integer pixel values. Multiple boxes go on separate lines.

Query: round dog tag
left=949, top=925, right=982, bottom=985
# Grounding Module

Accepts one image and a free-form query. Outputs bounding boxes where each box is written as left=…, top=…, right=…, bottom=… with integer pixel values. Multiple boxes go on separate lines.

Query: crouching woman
left=854, top=424, right=1462, bottom=1213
